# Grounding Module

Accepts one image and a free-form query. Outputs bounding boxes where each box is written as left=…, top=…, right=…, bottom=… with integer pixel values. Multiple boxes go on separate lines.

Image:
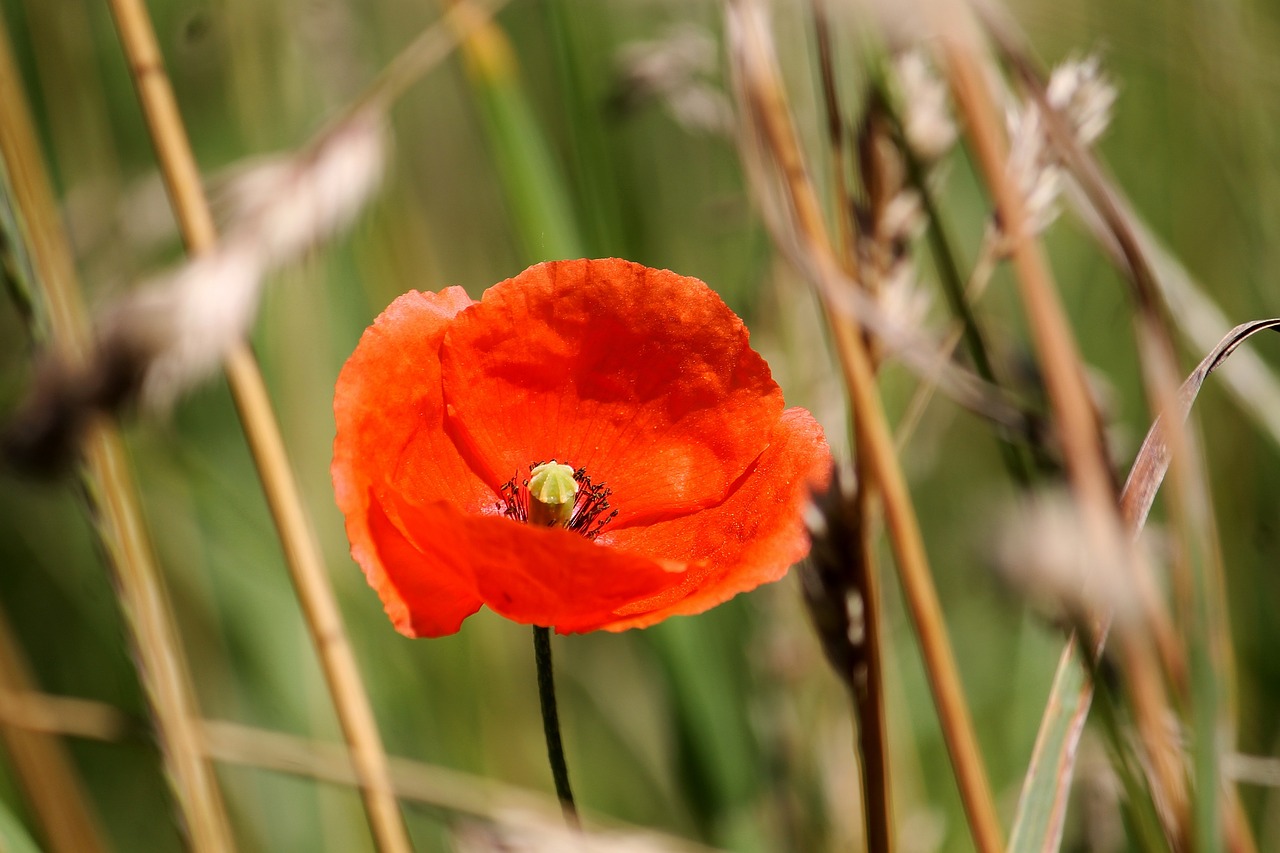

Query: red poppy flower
left=332, top=259, right=830, bottom=637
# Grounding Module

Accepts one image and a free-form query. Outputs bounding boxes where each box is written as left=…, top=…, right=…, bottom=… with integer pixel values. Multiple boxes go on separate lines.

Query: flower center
left=499, top=459, right=617, bottom=540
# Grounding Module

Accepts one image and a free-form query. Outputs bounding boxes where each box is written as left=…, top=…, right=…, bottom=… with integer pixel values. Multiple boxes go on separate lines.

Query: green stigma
left=527, top=461, right=578, bottom=528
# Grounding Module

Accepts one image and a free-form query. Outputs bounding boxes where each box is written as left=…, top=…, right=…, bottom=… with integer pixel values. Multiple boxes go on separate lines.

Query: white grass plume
left=993, top=490, right=1146, bottom=629
left=892, top=51, right=956, bottom=162
left=1005, top=54, right=1117, bottom=237
left=109, top=108, right=387, bottom=411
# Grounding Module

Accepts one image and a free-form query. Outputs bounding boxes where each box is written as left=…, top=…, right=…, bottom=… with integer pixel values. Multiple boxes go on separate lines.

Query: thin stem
left=0, top=12, right=233, bottom=851
left=728, top=7, right=1003, bottom=850
left=941, top=44, right=1115, bottom=524
left=848, top=460, right=893, bottom=853
left=102, top=0, right=412, bottom=850
left=810, top=9, right=892, bottom=849
left=887, top=104, right=1034, bottom=489
left=0, top=606, right=109, bottom=853
left=532, top=627, right=579, bottom=828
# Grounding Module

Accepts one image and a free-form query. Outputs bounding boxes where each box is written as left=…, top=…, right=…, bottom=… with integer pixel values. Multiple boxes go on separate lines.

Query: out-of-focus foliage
left=0, top=0, right=1278, bottom=850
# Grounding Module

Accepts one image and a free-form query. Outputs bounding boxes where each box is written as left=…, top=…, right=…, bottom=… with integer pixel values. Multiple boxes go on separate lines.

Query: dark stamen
left=499, top=462, right=617, bottom=539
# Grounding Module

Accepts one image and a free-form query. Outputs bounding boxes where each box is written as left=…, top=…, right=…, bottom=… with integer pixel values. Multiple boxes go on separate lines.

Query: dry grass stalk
left=812, top=0, right=861, bottom=281
left=809, top=7, right=892, bottom=850
left=800, top=465, right=892, bottom=853
left=0, top=13, right=236, bottom=851
left=727, top=3, right=1003, bottom=849
left=991, top=32, right=1254, bottom=849
left=999, top=43, right=1188, bottom=690
left=940, top=42, right=1114, bottom=526
left=0, top=687, right=727, bottom=853
left=940, top=37, right=1212, bottom=849
left=103, top=0, right=412, bottom=849
left=0, top=607, right=108, bottom=853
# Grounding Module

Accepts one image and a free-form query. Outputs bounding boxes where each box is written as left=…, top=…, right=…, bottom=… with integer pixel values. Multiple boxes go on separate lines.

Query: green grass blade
left=1006, top=636, right=1090, bottom=851
left=0, top=799, right=42, bottom=853
left=457, top=20, right=585, bottom=262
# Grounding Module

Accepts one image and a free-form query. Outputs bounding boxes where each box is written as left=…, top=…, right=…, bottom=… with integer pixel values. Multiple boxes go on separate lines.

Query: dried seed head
left=1046, top=55, right=1116, bottom=147
left=1005, top=54, right=1117, bottom=237
left=215, top=108, right=388, bottom=266
left=5, top=109, right=389, bottom=471
left=893, top=50, right=957, bottom=162
left=877, top=259, right=932, bottom=332
left=102, top=243, right=265, bottom=412
left=799, top=462, right=866, bottom=682
left=610, top=24, right=732, bottom=136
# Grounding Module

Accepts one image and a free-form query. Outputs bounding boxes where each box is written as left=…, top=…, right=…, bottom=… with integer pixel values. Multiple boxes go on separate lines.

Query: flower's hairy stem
left=532, top=626, right=580, bottom=828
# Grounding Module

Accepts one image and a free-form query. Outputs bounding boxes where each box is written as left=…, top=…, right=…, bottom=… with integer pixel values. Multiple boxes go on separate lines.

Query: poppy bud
left=528, top=461, right=578, bottom=528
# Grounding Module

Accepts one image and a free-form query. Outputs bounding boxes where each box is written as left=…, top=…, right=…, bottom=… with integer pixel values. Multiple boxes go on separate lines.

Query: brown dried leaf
left=1121, top=318, right=1280, bottom=531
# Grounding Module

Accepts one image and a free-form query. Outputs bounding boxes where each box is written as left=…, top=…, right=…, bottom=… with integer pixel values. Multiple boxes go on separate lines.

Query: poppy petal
left=439, top=259, right=784, bottom=525
left=333, top=287, right=494, bottom=518
left=389, top=498, right=689, bottom=634
left=593, top=408, right=830, bottom=630
left=333, top=288, right=493, bottom=637
left=363, top=493, right=482, bottom=638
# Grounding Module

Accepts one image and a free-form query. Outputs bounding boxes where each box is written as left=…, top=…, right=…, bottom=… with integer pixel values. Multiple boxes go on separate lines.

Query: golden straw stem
left=0, top=606, right=109, bottom=853
left=810, top=6, right=893, bottom=848
left=940, top=46, right=1114, bottom=521
left=0, top=688, right=724, bottom=853
left=103, top=1, right=412, bottom=850
left=943, top=42, right=1205, bottom=846
left=0, top=12, right=234, bottom=850
left=731, top=7, right=1003, bottom=850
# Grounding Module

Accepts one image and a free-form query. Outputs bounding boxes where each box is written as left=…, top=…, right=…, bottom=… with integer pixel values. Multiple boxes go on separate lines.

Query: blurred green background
left=1, top=0, right=1279, bottom=850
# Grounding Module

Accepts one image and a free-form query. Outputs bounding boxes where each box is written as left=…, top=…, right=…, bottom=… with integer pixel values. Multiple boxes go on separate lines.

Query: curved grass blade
left=1121, top=319, right=1280, bottom=529
left=1008, top=317, right=1280, bottom=852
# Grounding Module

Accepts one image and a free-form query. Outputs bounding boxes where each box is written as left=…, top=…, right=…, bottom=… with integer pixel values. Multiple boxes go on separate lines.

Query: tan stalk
left=102, top=0, right=412, bottom=850
left=811, top=6, right=894, bottom=851
left=730, top=5, right=1003, bottom=850
left=940, top=45, right=1114, bottom=522
left=1116, top=626, right=1191, bottom=844
left=998, top=32, right=1245, bottom=848
left=1005, top=44, right=1248, bottom=849
left=1000, top=44, right=1188, bottom=695
left=0, top=607, right=109, bottom=853
left=0, top=689, right=723, bottom=853
left=942, top=41, right=1203, bottom=847
left=0, top=12, right=235, bottom=850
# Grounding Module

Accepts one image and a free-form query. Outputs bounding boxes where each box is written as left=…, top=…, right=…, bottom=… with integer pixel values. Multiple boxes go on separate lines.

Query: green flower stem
left=532, top=626, right=580, bottom=827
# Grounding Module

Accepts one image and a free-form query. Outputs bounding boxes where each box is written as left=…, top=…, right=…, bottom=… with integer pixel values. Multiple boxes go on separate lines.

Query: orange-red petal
left=593, top=408, right=830, bottom=630
left=333, top=287, right=490, bottom=636
left=389, top=497, right=689, bottom=634
left=439, top=259, right=784, bottom=525
left=364, top=493, right=482, bottom=637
